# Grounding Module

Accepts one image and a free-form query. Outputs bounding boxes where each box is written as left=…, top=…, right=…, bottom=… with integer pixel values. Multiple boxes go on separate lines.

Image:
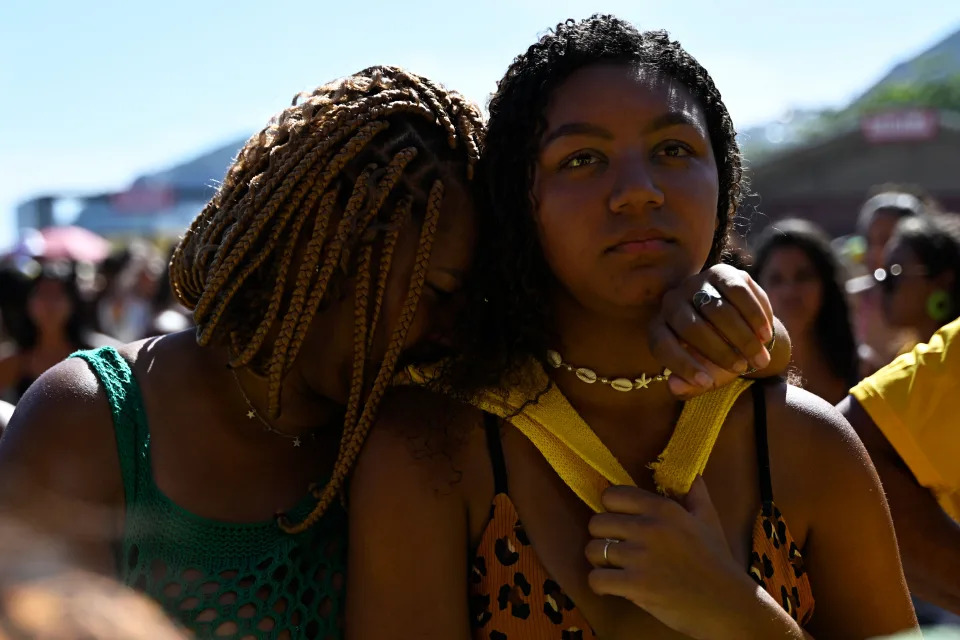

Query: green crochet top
left=72, top=347, right=346, bottom=640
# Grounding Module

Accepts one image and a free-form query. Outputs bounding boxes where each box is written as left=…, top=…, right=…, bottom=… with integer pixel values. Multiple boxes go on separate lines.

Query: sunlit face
left=27, top=277, right=73, bottom=330
left=533, top=63, right=719, bottom=317
left=757, top=245, right=822, bottom=336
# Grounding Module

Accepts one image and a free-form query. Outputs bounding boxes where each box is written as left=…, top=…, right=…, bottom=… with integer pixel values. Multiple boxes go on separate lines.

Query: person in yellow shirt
left=839, top=316, right=960, bottom=617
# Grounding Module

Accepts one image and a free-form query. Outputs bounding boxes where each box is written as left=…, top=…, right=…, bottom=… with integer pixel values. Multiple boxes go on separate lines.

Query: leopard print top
left=469, top=385, right=814, bottom=639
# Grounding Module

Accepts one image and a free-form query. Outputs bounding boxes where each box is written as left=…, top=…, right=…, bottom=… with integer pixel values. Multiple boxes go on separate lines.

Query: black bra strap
left=752, top=383, right=775, bottom=515
left=483, top=413, right=509, bottom=496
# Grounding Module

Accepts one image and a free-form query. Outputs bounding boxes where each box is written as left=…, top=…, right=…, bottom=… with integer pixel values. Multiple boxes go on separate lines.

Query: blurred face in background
left=879, top=240, right=937, bottom=330
left=866, top=209, right=909, bottom=273
left=27, top=277, right=73, bottom=333
left=757, top=245, right=822, bottom=336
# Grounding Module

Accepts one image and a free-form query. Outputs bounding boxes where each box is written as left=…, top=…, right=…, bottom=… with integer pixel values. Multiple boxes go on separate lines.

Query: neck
left=221, top=349, right=344, bottom=441
left=33, top=327, right=73, bottom=352
left=550, top=297, right=677, bottom=413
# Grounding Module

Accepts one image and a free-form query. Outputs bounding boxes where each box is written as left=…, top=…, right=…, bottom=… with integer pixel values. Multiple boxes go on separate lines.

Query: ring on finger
left=602, top=538, right=619, bottom=567
left=692, top=284, right=723, bottom=312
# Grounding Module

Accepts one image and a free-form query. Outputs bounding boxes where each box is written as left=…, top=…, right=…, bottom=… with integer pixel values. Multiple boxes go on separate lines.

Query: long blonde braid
left=169, top=66, right=483, bottom=531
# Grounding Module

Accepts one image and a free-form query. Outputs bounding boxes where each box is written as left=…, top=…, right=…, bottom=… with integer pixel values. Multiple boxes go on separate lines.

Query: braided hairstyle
left=438, top=14, right=743, bottom=396
left=170, top=66, right=483, bottom=532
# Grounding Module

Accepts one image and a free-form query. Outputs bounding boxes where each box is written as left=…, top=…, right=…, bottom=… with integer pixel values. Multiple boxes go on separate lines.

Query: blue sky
left=2, top=0, right=959, bottom=250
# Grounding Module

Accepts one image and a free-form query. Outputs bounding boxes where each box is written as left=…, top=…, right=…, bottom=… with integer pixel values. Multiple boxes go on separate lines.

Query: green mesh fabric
left=72, top=347, right=346, bottom=640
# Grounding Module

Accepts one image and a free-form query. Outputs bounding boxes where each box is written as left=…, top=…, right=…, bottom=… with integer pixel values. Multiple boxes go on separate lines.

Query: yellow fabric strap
left=403, top=365, right=753, bottom=512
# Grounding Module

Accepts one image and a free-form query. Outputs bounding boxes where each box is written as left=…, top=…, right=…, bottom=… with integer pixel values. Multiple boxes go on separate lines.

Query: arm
left=346, top=397, right=473, bottom=640
left=840, top=395, right=960, bottom=614
left=780, top=388, right=917, bottom=638
left=0, top=358, right=123, bottom=575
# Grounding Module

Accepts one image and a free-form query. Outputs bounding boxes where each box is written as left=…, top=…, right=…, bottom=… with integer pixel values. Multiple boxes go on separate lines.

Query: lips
left=607, top=229, right=674, bottom=254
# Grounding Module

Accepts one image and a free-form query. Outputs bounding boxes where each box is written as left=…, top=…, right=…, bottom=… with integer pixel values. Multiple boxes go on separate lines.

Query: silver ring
left=602, top=538, right=618, bottom=567
left=692, top=285, right=722, bottom=312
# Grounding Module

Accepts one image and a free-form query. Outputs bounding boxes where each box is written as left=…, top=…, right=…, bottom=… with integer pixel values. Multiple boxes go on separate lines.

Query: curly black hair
left=436, top=14, right=745, bottom=397
left=750, top=219, right=859, bottom=387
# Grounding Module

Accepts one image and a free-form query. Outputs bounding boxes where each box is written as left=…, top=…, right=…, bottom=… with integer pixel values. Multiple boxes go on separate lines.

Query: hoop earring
left=926, top=290, right=953, bottom=323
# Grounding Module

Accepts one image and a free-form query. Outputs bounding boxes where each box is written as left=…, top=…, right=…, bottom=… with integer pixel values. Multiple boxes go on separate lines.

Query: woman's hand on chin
left=649, top=264, right=783, bottom=399
left=584, top=477, right=806, bottom=640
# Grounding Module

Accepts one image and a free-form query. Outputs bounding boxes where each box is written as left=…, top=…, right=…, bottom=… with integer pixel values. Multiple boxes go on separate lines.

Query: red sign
left=109, top=185, right=176, bottom=213
left=861, top=109, right=939, bottom=143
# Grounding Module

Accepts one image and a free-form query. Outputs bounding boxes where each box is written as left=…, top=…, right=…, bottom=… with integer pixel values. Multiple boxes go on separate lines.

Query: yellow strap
left=649, top=377, right=753, bottom=497
left=402, top=365, right=753, bottom=512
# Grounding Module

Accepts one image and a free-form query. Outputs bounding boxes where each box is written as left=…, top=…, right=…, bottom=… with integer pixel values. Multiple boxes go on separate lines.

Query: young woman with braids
left=0, top=66, right=485, bottom=639
left=0, top=65, right=779, bottom=639
left=347, top=17, right=917, bottom=640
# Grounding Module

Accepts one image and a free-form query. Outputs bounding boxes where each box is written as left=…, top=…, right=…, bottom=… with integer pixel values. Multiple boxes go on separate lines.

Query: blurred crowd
left=0, top=239, right=191, bottom=410
left=1, top=179, right=959, bottom=637
left=3, top=183, right=957, bottom=417
left=735, top=183, right=960, bottom=404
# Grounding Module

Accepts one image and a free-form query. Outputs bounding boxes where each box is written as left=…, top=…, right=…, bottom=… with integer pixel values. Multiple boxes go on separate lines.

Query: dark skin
left=0, top=177, right=783, bottom=575
left=347, top=63, right=917, bottom=639
left=756, top=246, right=848, bottom=404
left=880, top=240, right=954, bottom=344
left=839, top=395, right=960, bottom=615
left=0, top=184, right=477, bottom=575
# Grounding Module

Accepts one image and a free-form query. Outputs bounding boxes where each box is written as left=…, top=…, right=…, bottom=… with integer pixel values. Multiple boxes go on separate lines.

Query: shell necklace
left=546, top=349, right=671, bottom=392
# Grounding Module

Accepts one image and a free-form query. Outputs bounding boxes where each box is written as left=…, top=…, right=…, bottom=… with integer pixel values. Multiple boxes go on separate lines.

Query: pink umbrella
left=11, top=226, right=111, bottom=263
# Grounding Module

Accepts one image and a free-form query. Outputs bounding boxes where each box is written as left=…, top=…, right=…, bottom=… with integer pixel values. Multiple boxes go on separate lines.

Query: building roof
left=69, top=137, right=247, bottom=238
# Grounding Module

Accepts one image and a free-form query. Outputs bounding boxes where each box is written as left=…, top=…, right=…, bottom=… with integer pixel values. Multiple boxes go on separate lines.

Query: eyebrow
left=541, top=122, right=613, bottom=148
left=541, top=111, right=704, bottom=149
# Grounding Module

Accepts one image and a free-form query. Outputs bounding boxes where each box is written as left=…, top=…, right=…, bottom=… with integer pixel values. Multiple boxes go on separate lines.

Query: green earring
left=926, top=290, right=953, bottom=323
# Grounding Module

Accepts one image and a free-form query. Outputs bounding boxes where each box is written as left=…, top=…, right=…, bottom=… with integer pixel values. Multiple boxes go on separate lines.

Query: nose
left=608, top=155, right=664, bottom=213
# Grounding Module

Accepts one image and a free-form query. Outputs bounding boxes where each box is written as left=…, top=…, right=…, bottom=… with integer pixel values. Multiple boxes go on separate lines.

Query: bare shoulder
left=4, top=355, right=113, bottom=443
left=759, top=382, right=879, bottom=525
left=375, top=385, right=484, bottom=433
left=360, top=386, right=488, bottom=492
left=764, top=382, right=869, bottom=470
left=0, top=352, right=122, bottom=509
left=347, top=386, right=481, bottom=639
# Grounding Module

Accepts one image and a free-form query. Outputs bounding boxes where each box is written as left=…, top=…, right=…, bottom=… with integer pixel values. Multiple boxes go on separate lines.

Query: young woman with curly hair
left=347, top=16, right=916, bottom=640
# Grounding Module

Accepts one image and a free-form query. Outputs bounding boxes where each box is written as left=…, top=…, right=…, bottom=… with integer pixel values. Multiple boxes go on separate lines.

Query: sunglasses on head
left=873, top=263, right=929, bottom=292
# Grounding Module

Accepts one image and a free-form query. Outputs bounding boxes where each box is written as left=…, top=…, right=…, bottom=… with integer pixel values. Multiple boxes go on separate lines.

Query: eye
left=559, top=152, right=602, bottom=171
left=425, top=282, right=457, bottom=302
left=656, top=142, right=694, bottom=158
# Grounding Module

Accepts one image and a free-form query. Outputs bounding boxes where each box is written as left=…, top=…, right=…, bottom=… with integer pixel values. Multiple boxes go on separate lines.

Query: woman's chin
left=590, top=292, right=669, bottom=319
